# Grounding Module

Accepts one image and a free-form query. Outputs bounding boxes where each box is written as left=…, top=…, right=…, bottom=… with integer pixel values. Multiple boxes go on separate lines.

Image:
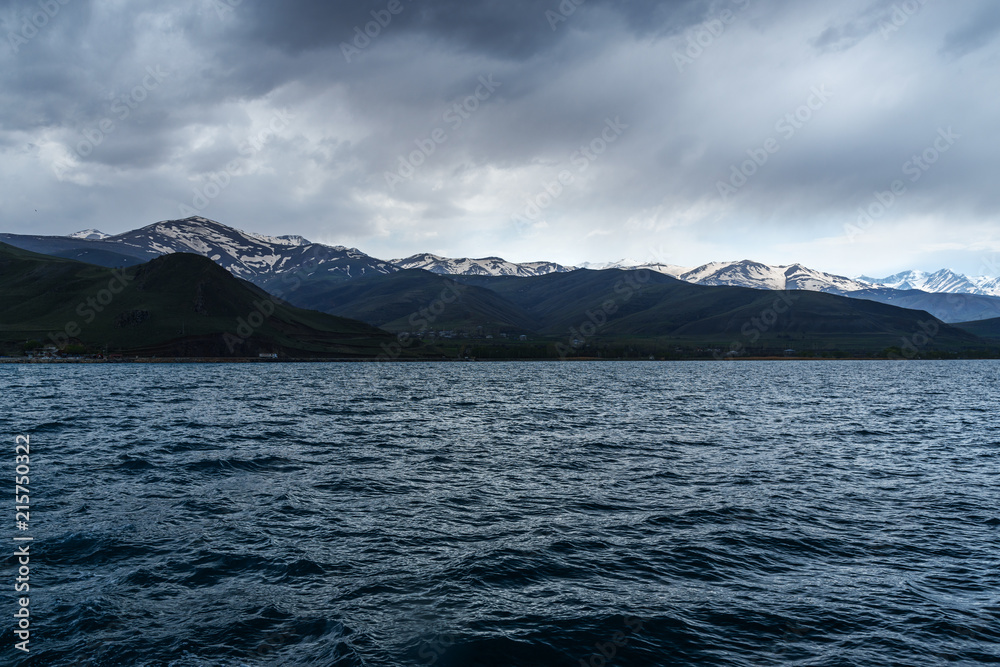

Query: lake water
left=2, top=361, right=999, bottom=666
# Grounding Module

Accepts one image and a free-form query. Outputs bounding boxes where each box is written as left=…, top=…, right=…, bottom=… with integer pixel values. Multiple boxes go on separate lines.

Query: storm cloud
left=0, top=0, right=997, bottom=277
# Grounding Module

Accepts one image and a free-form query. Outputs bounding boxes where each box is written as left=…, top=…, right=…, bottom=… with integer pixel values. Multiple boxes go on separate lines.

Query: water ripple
left=2, top=360, right=999, bottom=666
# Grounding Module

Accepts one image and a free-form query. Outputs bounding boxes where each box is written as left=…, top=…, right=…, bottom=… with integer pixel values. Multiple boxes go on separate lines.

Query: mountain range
left=857, top=269, right=1000, bottom=297
left=0, top=242, right=395, bottom=358
left=2, top=217, right=999, bottom=324
left=592, top=259, right=1000, bottom=298
left=6, top=238, right=990, bottom=360
left=391, top=253, right=573, bottom=278
left=2, top=217, right=1000, bottom=360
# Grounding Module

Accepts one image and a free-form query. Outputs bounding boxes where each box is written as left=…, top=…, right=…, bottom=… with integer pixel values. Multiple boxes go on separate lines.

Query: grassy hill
left=0, top=233, right=158, bottom=267
left=3, top=242, right=994, bottom=359
left=952, top=317, right=1000, bottom=341
left=454, top=269, right=987, bottom=354
left=283, top=267, right=989, bottom=356
left=848, top=288, right=1000, bottom=323
left=284, top=269, right=540, bottom=333
left=0, top=243, right=396, bottom=358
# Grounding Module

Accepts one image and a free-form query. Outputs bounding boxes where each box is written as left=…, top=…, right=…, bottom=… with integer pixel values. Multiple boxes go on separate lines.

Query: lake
left=2, top=361, right=998, bottom=665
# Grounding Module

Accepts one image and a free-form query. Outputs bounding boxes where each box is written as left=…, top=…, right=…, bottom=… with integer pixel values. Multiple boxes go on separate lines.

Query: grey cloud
left=0, top=0, right=998, bottom=277
left=940, top=3, right=1000, bottom=57
left=808, top=0, right=897, bottom=53
left=234, top=0, right=711, bottom=60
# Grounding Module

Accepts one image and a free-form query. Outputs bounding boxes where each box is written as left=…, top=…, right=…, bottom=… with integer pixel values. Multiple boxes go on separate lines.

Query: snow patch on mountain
left=674, top=260, right=870, bottom=294
left=857, top=269, right=1000, bottom=297
left=69, top=229, right=110, bottom=240
left=576, top=258, right=646, bottom=270
left=101, top=217, right=396, bottom=283
left=392, top=253, right=574, bottom=277
left=974, top=277, right=1000, bottom=297
left=50, top=217, right=1000, bottom=302
left=246, top=232, right=311, bottom=247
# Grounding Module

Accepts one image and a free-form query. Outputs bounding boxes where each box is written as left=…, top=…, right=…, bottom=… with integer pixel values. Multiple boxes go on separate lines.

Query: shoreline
left=0, top=356, right=993, bottom=364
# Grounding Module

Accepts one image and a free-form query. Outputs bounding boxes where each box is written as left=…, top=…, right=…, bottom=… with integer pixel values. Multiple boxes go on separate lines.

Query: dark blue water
left=2, top=361, right=999, bottom=666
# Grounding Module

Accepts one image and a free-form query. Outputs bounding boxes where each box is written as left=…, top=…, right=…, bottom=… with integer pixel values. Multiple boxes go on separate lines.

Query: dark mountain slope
left=951, top=317, right=1000, bottom=340
left=464, top=269, right=982, bottom=350
left=0, top=243, right=394, bottom=357
left=290, top=269, right=539, bottom=333
left=847, top=288, right=1000, bottom=323
left=0, top=233, right=158, bottom=267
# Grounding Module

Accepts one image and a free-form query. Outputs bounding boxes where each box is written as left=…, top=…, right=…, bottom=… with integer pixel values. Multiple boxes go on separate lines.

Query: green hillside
left=952, top=317, right=1000, bottom=340
left=287, top=269, right=539, bottom=333
left=3, top=242, right=994, bottom=360
left=0, top=243, right=396, bottom=358
left=278, top=266, right=990, bottom=355
left=457, top=269, right=986, bottom=354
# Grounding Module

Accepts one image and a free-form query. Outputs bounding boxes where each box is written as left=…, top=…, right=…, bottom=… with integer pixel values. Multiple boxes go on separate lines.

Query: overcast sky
left=1, top=0, right=998, bottom=277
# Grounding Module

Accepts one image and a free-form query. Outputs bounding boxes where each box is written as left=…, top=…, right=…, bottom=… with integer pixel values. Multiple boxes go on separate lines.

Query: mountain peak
left=92, top=217, right=393, bottom=283
left=392, top=253, right=573, bottom=277
left=857, top=269, right=997, bottom=295
left=68, top=229, right=110, bottom=240
left=678, top=260, right=870, bottom=294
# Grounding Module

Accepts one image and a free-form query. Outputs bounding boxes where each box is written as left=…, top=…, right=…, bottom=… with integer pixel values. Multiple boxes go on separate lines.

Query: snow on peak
left=92, top=217, right=396, bottom=284
left=580, top=262, right=689, bottom=277
left=69, top=229, right=110, bottom=240
left=276, top=235, right=310, bottom=246
left=67, top=216, right=1000, bottom=300
left=857, top=269, right=1000, bottom=296
left=577, top=259, right=646, bottom=270
left=674, top=260, right=870, bottom=294
left=392, top=253, right=573, bottom=277
left=244, top=231, right=311, bottom=247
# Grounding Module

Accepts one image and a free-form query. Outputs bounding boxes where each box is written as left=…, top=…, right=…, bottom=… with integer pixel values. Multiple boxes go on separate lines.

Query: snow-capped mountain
left=8, top=217, right=1000, bottom=322
left=401, top=255, right=871, bottom=294
left=570, top=259, right=868, bottom=292
left=104, top=217, right=397, bottom=284
left=392, top=253, right=573, bottom=277
left=69, top=229, right=111, bottom=240
left=630, top=263, right=690, bottom=278
left=975, top=277, right=1000, bottom=296
left=576, top=258, right=646, bottom=270
left=246, top=232, right=311, bottom=247
left=857, top=270, right=1000, bottom=297
left=671, top=260, right=870, bottom=294
left=576, top=259, right=690, bottom=277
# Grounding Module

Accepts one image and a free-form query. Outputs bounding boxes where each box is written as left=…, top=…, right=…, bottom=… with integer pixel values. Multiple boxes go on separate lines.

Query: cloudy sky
left=1, top=0, right=998, bottom=277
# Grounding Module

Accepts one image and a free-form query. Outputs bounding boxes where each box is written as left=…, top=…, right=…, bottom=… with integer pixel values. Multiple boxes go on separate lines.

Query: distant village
left=399, top=330, right=529, bottom=342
